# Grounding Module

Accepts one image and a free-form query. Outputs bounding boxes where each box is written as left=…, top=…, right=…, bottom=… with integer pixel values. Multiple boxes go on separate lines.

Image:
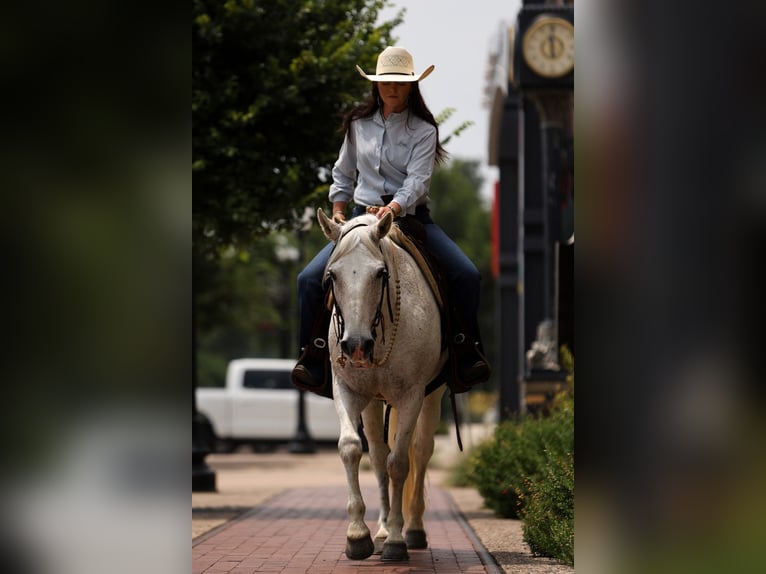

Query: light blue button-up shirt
left=328, top=110, right=437, bottom=215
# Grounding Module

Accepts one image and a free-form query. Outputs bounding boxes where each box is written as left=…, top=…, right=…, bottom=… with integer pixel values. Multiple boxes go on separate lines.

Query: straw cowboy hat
left=356, top=46, right=434, bottom=82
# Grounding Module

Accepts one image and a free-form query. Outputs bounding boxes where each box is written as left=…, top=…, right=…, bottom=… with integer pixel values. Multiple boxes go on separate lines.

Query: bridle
left=324, top=222, right=401, bottom=368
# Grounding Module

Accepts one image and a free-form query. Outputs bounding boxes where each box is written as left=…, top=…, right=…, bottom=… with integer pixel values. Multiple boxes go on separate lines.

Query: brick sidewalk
left=193, top=484, right=499, bottom=573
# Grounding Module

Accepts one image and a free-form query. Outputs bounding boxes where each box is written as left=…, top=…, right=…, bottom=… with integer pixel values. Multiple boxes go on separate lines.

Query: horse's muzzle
left=341, top=336, right=375, bottom=368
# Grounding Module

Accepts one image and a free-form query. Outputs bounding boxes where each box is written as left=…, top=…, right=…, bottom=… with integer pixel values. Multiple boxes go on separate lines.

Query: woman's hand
left=376, top=202, right=401, bottom=220
left=331, top=201, right=348, bottom=224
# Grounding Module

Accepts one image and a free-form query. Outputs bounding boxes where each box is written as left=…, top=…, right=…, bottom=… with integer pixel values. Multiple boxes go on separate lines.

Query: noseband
left=324, top=222, right=401, bottom=368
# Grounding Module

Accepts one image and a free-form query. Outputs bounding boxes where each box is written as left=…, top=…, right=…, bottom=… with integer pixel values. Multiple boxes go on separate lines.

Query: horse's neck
left=384, top=230, right=443, bottom=311
left=383, top=238, right=432, bottom=308
left=383, top=237, right=413, bottom=282
left=377, top=236, right=444, bottom=375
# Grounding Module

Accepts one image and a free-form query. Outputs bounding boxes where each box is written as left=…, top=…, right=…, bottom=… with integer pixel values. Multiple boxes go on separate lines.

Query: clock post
left=513, top=2, right=574, bottom=410
left=532, top=93, right=570, bottom=360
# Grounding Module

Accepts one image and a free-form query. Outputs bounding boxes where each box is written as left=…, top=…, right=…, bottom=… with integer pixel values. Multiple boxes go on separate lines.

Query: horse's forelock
left=327, top=218, right=385, bottom=270
left=328, top=231, right=360, bottom=267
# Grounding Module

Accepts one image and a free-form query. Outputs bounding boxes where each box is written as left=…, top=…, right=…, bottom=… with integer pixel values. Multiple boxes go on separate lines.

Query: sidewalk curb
left=445, top=490, right=505, bottom=574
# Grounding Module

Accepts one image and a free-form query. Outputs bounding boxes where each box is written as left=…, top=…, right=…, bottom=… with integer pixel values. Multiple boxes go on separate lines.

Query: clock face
left=522, top=16, right=574, bottom=78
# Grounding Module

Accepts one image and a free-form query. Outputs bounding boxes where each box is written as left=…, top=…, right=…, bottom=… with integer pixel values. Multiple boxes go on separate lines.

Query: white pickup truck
left=196, top=358, right=340, bottom=451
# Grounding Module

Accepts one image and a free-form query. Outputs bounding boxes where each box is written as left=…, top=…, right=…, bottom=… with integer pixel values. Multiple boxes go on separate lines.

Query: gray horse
left=317, top=208, right=447, bottom=562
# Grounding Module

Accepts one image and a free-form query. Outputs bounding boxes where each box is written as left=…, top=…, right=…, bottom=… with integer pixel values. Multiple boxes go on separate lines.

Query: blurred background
left=1, top=0, right=764, bottom=572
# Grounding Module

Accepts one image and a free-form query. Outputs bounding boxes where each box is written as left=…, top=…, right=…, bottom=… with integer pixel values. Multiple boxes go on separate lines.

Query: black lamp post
left=288, top=388, right=316, bottom=454
left=275, top=213, right=317, bottom=454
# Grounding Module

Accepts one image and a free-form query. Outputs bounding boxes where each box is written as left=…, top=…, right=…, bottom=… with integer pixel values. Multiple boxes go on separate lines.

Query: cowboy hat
left=355, top=46, right=434, bottom=83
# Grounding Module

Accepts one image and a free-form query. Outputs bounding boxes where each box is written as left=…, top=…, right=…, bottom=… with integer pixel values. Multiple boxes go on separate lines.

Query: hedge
left=466, top=349, right=574, bottom=565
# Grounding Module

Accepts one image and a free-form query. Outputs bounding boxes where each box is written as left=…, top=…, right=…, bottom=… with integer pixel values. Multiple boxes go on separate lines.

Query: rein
left=373, top=239, right=401, bottom=366
left=328, top=222, right=401, bottom=368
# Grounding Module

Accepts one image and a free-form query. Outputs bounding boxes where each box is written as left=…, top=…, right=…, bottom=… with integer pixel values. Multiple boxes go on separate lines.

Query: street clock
left=512, top=5, right=574, bottom=90
left=522, top=16, right=574, bottom=79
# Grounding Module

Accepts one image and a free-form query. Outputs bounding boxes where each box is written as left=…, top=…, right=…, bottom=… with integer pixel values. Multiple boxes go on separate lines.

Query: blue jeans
left=296, top=212, right=482, bottom=352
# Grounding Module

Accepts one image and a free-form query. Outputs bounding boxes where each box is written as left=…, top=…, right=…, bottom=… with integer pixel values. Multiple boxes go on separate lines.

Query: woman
left=292, top=46, right=489, bottom=395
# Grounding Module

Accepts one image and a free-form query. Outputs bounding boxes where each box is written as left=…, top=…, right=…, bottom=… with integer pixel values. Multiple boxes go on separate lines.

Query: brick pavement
left=193, top=483, right=499, bottom=574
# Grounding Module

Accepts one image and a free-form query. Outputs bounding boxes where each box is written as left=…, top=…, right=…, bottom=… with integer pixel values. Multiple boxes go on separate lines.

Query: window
left=242, top=369, right=294, bottom=390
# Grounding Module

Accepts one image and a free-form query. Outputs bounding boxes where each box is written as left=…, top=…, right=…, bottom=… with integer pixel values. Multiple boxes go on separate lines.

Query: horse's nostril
left=341, top=336, right=374, bottom=359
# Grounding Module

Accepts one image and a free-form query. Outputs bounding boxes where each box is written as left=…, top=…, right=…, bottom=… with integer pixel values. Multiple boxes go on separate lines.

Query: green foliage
left=429, top=158, right=496, bottom=384
left=429, top=159, right=490, bottom=269
left=520, top=443, right=574, bottom=564
left=192, top=0, right=401, bottom=363
left=467, top=411, right=559, bottom=518
left=197, top=350, right=229, bottom=388
left=195, top=226, right=329, bottom=369
left=436, top=107, right=475, bottom=148
left=466, top=351, right=574, bottom=565
left=193, top=0, right=401, bottom=257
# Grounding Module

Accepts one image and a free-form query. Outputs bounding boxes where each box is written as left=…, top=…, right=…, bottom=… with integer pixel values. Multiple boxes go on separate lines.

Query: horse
left=316, top=208, right=448, bottom=562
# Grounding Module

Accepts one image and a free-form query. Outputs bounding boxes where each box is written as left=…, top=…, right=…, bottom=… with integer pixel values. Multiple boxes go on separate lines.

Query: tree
left=192, top=0, right=404, bottom=382
left=193, top=0, right=402, bottom=258
left=429, top=159, right=491, bottom=269
left=429, top=158, right=496, bottom=389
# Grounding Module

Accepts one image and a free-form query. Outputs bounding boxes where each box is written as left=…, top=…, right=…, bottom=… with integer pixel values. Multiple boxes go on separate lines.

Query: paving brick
left=193, top=484, right=493, bottom=573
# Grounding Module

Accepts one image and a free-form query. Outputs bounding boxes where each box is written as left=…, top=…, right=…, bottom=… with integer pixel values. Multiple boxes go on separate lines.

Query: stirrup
left=453, top=334, right=491, bottom=389
left=292, top=342, right=333, bottom=399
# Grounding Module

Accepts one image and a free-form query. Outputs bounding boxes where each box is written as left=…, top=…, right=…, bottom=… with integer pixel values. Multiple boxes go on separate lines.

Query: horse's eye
left=323, top=270, right=335, bottom=288
left=377, top=267, right=388, bottom=279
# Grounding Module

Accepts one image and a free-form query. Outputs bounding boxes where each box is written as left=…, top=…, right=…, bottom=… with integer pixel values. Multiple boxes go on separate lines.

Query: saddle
left=386, top=220, right=445, bottom=336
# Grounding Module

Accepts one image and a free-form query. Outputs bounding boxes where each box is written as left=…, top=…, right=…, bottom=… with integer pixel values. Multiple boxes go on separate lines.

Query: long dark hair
left=341, top=82, right=448, bottom=165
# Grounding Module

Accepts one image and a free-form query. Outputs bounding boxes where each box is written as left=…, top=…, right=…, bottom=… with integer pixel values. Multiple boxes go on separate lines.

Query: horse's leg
left=405, top=385, right=445, bottom=549
left=334, top=385, right=375, bottom=560
left=361, top=401, right=391, bottom=553
left=382, top=390, right=424, bottom=561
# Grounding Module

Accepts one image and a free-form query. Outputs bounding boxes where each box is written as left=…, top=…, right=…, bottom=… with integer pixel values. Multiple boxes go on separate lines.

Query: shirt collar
left=375, top=109, right=408, bottom=126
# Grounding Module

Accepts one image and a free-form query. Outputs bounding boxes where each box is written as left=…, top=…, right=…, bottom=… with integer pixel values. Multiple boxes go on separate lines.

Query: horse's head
left=317, top=208, right=395, bottom=368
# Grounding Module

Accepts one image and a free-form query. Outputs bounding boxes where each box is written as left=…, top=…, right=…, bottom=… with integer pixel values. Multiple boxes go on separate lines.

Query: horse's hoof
left=405, top=529, right=428, bottom=549
left=345, top=535, right=374, bottom=560
left=381, top=541, right=409, bottom=561
left=373, top=536, right=387, bottom=555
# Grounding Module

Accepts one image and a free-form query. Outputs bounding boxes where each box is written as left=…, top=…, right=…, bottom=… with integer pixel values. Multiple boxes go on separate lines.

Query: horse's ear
left=317, top=208, right=341, bottom=242
left=374, top=211, right=393, bottom=241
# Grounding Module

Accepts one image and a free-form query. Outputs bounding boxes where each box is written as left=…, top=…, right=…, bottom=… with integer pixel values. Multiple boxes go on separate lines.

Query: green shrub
left=520, top=446, right=574, bottom=565
left=518, top=395, right=574, bottom=564
left=467, top=414, right=548, bottom=518
left=468, top=399, right=572, bottom=518
left=466, top=346, right=574, bottom=564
